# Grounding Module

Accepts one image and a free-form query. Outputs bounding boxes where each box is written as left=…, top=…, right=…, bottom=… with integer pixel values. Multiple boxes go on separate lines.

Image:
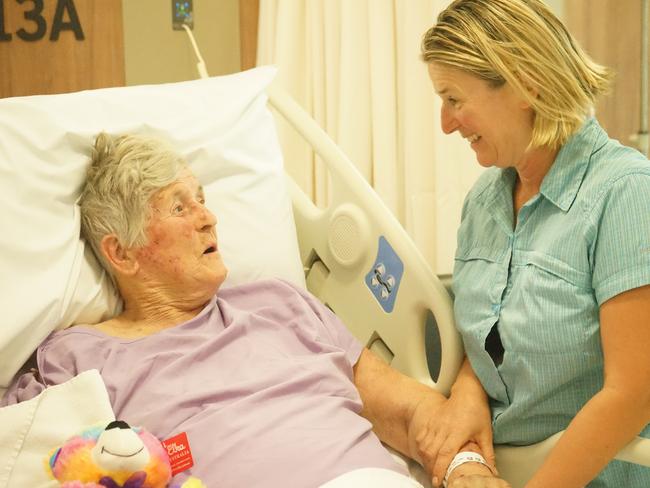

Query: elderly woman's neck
left=118, top=281, right=213, bottom=331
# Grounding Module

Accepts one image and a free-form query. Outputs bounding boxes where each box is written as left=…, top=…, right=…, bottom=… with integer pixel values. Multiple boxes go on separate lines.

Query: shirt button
left=491, top=303, right=501, bottom=315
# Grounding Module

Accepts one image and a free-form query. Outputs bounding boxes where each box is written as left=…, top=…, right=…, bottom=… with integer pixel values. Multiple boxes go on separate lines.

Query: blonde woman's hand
left=408, top=389, right=495, bottom=486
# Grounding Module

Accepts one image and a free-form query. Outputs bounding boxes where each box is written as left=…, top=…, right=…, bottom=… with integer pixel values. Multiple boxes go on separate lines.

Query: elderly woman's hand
left=443, top=449, right=509, bottom=488
left=448, top=474, right=511, bottom=488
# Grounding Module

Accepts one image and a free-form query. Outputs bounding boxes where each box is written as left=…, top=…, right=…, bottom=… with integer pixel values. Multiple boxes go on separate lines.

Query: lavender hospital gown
left=2, top=279, right=407, bottom=487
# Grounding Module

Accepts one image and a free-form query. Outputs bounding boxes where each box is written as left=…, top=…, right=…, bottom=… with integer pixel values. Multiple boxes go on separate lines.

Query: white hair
left=79, top=132, right=187, bottom=275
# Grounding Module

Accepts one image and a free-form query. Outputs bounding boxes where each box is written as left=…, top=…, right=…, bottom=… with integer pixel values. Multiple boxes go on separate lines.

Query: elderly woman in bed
left=3, top=133, right=508, bottom=488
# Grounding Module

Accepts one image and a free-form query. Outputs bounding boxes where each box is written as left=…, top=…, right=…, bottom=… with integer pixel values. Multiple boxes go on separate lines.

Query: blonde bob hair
left=79, top=132, right=187, bottom=275
left=421, top=0, right=612, bottom=149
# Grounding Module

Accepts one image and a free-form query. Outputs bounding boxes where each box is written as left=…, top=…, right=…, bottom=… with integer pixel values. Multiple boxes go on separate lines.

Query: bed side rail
left=495, top=431, right=650, bottom=488
left=267, top=84, right=463, bottom=393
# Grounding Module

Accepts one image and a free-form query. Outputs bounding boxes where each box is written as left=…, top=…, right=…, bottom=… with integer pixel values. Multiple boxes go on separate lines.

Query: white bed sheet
left=0, top=369, right=114, bottom=488
left=320, top=468, right=424, bottom=487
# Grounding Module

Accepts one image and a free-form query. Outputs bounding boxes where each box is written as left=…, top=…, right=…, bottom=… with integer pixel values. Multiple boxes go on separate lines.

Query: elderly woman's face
left=133, top=167, right=227, bottom=294
left=428, top=63, right=535, bottom=169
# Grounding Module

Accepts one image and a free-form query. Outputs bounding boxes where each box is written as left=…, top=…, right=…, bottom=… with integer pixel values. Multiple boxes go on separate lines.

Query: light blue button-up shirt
left=452, top=118, right=650, bottom=486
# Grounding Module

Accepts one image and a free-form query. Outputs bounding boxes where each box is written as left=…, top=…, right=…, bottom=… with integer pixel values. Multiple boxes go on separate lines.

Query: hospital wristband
left=442, top=451, right=490, bottom=487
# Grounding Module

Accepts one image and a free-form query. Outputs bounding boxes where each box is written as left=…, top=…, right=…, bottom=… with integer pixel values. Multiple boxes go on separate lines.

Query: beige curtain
left=257, top=0, right=483, bottom=274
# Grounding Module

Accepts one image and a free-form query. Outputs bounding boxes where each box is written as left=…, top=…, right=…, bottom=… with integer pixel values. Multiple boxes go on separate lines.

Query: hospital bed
left=0, top=67, right=648, bottom=488
left=265, top=84, right=650, bottom=485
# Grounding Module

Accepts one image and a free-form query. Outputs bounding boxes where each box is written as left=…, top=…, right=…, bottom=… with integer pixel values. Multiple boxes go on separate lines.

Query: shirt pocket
left=454, top=244, right=507, bottom=306
left=506, top=251, right=598, bottom=353
left=454, top=219, right=510, bottom=265
left=453, top=243, right=509, bottom=339
left=454, top=224, right=510, bottom=294
left=514, top=251, right=591, bottom=289
left=455, top=246, right=504, bottom=263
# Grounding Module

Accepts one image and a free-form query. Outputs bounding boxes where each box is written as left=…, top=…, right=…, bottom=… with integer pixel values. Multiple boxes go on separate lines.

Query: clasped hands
left=407, top=391, right=511, bottom=488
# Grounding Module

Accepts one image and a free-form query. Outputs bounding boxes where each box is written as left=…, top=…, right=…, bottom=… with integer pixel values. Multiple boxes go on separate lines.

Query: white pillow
left=0, top=66, right=305, bottom=388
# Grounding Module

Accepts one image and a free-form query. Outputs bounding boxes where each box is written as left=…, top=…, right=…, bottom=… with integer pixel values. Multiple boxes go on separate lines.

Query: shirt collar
left=539, top=117, right=608, bottom=212
left=477, top=117, right=609, bottom=214
left=475, top=168, right=517, bottom=234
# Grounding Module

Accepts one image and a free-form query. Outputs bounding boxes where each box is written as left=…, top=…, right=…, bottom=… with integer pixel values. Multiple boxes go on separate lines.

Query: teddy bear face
left=91, top=421, right=151, bottom=473
left=49, top=420, right=171, bottom=488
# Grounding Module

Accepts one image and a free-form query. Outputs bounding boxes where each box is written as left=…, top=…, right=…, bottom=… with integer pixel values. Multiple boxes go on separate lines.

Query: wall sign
left=0, top=0, right=84, bottom=42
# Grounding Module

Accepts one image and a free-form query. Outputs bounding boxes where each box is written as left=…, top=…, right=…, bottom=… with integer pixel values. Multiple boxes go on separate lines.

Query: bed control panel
left=365, top=236, right=403, bottom=313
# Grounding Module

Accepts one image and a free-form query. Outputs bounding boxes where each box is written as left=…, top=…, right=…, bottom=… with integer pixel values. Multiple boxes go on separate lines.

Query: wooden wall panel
left=0, top=0, right=124, bottom=98
left=565, top=1, right=645, bottom=148
left=239, top=0, right=259, bottom=70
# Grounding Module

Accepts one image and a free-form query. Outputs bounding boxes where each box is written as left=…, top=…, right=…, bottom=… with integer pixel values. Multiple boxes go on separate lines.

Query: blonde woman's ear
left=513, top=70, right=539, bottom=108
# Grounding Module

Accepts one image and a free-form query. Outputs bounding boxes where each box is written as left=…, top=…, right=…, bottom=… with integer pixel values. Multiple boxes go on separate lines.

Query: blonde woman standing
left=416, top=0, right=650, bottom=486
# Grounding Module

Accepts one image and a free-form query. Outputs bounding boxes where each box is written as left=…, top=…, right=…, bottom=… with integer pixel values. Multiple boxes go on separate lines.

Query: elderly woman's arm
left=353, top=348, right=445, bottom=458
left=526, top=284, right=650, bottom=488
left=353, top=349, right=505, bottom=487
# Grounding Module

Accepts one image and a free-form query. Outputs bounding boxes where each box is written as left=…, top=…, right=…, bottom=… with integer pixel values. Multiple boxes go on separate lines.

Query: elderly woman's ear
left=100, top=234, right=139, bottom=277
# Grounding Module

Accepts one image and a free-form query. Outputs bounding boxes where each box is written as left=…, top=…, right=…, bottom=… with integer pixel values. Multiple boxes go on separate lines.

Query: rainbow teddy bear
left=47, top=420, right=205, bottom=488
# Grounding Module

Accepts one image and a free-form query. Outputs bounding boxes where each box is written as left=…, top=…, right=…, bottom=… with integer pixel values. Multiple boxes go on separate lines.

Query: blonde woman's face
left=428, top=63, right=535, bottom=169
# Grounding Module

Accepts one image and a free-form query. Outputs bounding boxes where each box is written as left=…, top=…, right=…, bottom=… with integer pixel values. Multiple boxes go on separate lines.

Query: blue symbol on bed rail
left=365, top=236, right=403, bottom=313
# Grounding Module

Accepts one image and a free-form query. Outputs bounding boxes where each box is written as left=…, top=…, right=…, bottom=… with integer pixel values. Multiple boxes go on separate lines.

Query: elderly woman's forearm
left=353, top=348, right=446, bottom=457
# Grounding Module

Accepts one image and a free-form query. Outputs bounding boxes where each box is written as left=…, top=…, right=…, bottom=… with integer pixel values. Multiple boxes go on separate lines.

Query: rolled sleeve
left=591, top=173, right=650, bottom=305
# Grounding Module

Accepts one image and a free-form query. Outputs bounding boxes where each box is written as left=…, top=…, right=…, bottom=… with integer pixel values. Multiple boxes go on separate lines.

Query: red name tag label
left=162, top=432, right=194, bottom=476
